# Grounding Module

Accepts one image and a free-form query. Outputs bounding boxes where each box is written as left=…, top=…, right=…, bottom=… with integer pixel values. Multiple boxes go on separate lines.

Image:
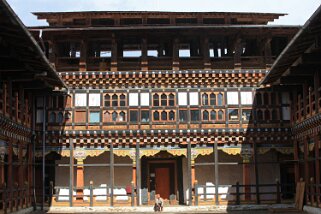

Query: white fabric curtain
left=227, top=92, right=239, bottom=105
left=89, top=93, right=100, bottom=106
left=282, top=107, right=291, bottom=120
left=178, top=92, right=187, bottom=105
left=129, top=93, right=139, bottom=106
left=241, top=92, right=253, bottom=105
left=189, top=92, right=199, bottom=105
left=75, top=93, right=87, bottom=106
left=140, top=93, right=150, bottom=106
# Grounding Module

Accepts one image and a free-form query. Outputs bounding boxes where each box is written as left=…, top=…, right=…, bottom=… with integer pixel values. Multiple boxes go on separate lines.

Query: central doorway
left=141, top=152, right=184, bottom=204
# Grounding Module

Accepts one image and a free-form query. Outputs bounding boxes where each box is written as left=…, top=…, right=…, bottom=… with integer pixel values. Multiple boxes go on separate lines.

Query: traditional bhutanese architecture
left=6, top=0, right=321, bottom=212
left=262, top=4, right=321, bottom=211
left=0, top=0, right=66, bottom=213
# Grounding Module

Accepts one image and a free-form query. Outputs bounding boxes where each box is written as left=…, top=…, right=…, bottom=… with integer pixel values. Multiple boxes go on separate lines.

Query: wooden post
left=75, top=158, right=84, bottom=201
left=141, top=38, right=148, bottom=71
left=194, top=180, right=198, bottom=206
left=135, top=140, right=141, bottom=206
left=264, top=37, right=272, bottom=68
left=243, top=162, right=251, bottom=201
left=172, top=38, right=179, bottom=71
left=310, top=177, right=315, bottom=206
left=276, top=179, right=281, bottom=204
left=111, top=35, right=118, bottom=72
left=8, top=141, right=13, bottom=212
left=79, top=40, right=87, bottom=72
left=236, top=181, right=240, bottom=205
left=314, top=135, right=320, bottom=205
left=304, top=138, right=309, bottom=203
left=110, top=140, right=114, bottom=206
left=214, top=142, right=219, bottom=205
left=89, top=181, right=93, bottom=207
left=253, top=143, right=260, bottom=204
left=294, top=141, right=300, bottom=183
left=202, top=36, right=211, bottom=69
left=69, top=140, right=74, bottom=207
left=187, top=140, right=192, bottom=206
left=233, top=37, right=242, bottom=70
left=131, top=181, right=135, bottom=207
left=314, top=72, right=320, bottom=113
left=41, top=96, right=46, bottom=210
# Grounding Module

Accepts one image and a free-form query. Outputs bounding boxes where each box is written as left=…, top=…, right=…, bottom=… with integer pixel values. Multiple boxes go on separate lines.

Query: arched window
left=104, top=94, right=110, bottom=107
left=210, top=93, right=216, bottom=105
left=263, top=93, right=269, bottom=105
left=119, top=94, right=126, bottom=106
left=203, top=110, right=209, bottom=120
left=169, top=110, right=175, bottom=121
left=49, top=112, right=56, bottom=123
left=153, top=111, right=159, bottom=121
left=169, top=93, right=175, bottom=106
left=161, top=111, right=167, bottom=120
left=119, top=111, right=126, bottom=122
left=265, top=110, right=270, bottom=120
left=257, top=110, right=263, bottom=121
left=112, top=111, right=118, bottom=121
left=202, top=94, right=209, bottom=106
left=112, top=94, right=118, bottom=107
left=217, top=93, right=223, bottom=106
left=161, top=94, right=167, bottom=106
left=210, top=110, right=216, bottom=120
left=256, top=93, right=262, bottom=105
left=272, top=109, right=278, bottom=120
left=57, top=112, right=64, bottom=123
left=218, top=110, right=224, bottom=120
left=153, top=94, right=159, bottom=106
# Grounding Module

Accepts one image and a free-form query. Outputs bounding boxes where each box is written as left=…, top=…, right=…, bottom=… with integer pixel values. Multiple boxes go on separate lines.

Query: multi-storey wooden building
left=262, top=5, right=321, bottom=210
left=0, top=0, right=66, bottom=212
left=5, top=0, right=321, bottom=211
left=26, top=10, right=301, bottom=207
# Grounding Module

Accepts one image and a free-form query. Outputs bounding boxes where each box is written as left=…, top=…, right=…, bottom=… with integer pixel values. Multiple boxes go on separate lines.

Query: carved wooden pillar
left=172, top=38, right=179, bottom=71
left=264, top=37, right=272, bottom=68
left=234, top=37, right=242, bottom=70
left=314, top=72, right=319, bottom=113
left=242, top=153, right=251, bottom=201
left=111, top=35, right=118, bottom=72
left=294, top=141, right=300, bottom=183
left=79, top=40, right=87, bottom=72
left=314, top=135, right=320, bottom=204
left=202, top=36, right=211, bottom=69
left=75, top=158, right=84, bottom=200
left=141, top=38, right=148, bottom=71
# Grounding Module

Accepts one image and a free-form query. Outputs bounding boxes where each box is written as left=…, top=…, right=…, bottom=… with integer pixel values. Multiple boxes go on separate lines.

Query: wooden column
left=294, top=141, right=300, bottom=183
left=48, top=40, right=57, bottom=66
left=8, top=140, right=13, bottom=211
left=303, top=83, right=308, bottom=118
left=253, top=143, right=260, bottom=204
left=314, top=72, right=320, bottom=113
left=264, top=37, right=272, bottom=68
left=79, top=40, right=87, bottom=71
left=110, top=140, right=114, bottom=206
left=69, top=141, right=74, bottom=207
left=75, top=158, right=84, bottom=201
left=135, top=139, right=141, bottom=206
left=202, top=36, right=211, bottom=69
left=111, top=35, right=118, bottom=72
left=18, top=144, right=24, bottom=187
left=233, top=37, right=242, bottom=70
left=314, top=135, right=320, bottom=204
left=214, top=142, right=219, bottom=205
left=304, top=137, right=310, bottom=203
left=141, top=38, right=148, bottom=71
left=172, top=38, right=179, bottom=71
left=187, top=139, right=192, bottom=206
left=243, top=160, right=251, bottom=201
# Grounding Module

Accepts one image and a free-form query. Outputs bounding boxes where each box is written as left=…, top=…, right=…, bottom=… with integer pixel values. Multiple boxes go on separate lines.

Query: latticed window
left=217, top=93, right=223, bottom=106
left=112, top=111, right=118, bottom=121
left=119, top=94, right=126, bottom=106
left=57, top=112, right=64, bottom=123
left=210, top=93, right=216, bottom=105
left=153, top=94, right=159, bottom=106
left=169, top=94, right=175, bottom=106
left=161, top=94, right=167, bottom=106
left=119, top=111, right=126, bottom=121
left=218, top=110, right=224, bottom=120
left=104, top=94, right=110, bottom=107
left=169, top=110, right=175, bottom=121
left=153, top=111, right=160, bottom=121
left=112, top=94, right=118, bottom=106
left=202, top=94, right=209, bottom=106
left=203, top=110, right=209, bottom=120
left=161, top=111, right=167, bottom=120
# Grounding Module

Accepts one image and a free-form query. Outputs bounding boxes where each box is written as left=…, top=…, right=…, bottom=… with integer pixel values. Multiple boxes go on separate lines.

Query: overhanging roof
left=0, top=0, right=67, bottom=89
left=261, top=5, right=321, bottom=85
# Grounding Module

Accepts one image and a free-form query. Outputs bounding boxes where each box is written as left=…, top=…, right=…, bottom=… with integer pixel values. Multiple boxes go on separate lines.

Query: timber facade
left=1, top=0, right=321, bottom=212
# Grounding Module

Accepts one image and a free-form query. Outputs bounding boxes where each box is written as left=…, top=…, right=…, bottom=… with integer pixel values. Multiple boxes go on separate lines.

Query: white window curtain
left=282, top=107, right=291, bottom=120
left=129, top=93, right=139, bottom=106
left=281, top=92, right=290, bottom=104
left=75, top=93, right=87, bottom=106
left=189, top=92, right=199, bottom=105
left=89, top=93, right=100, bottom=106
left=241, top=92, right=253, bottom=105
left=36, top=110, right=44, bottom=123
left=227, top=92, right=239, bottom=105
left=178, top=92, right=187, bottom=106
left=140, top=93, right=150, bottom=106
